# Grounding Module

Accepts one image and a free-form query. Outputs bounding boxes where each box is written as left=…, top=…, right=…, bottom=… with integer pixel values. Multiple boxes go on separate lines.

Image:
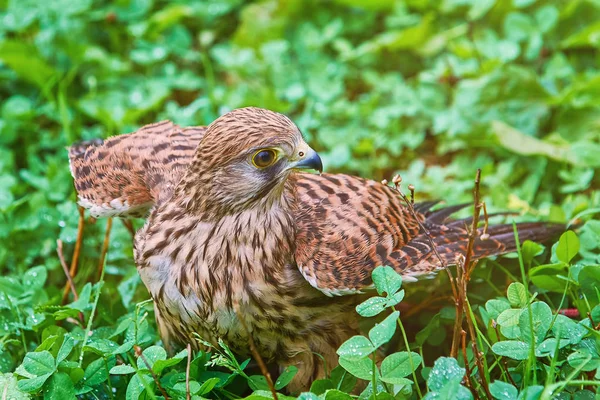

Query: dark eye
left=252, top=149, right=277, bottom=168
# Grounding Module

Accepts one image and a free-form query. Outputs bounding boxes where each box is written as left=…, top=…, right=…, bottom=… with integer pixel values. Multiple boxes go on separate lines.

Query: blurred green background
left=1, top=0, right=600, bottom=397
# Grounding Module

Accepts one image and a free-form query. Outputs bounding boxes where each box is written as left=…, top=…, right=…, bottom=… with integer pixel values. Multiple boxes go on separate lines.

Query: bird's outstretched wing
left=291, top=173, right=564, bottom=296
left=68, top=121, right=204, bottom=218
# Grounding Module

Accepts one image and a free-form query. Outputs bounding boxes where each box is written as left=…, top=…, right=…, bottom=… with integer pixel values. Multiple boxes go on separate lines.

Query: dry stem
left=134, top=345, right=170, bottom=399
left=62, top=206, right=86, bottom=303
left=186, top=343, right=192, bottom=400
left=234, top=307, right=278, bottom=400
left=97, top=218, right=113, bottom=279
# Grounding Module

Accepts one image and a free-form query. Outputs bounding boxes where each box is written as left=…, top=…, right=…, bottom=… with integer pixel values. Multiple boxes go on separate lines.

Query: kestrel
left=69, top=107, right=562, bottom=392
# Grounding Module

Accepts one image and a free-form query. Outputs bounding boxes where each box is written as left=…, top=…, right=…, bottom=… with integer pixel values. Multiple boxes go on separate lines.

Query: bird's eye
left=252, top=149, right=277, bottom=168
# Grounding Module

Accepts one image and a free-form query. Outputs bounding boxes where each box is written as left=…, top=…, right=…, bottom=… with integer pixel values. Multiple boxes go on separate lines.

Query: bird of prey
left=69, top=107, right=562, bottom=392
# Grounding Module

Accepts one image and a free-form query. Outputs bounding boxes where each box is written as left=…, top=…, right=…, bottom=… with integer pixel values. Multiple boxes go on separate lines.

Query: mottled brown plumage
left=69, top=107, right=562, bottom=392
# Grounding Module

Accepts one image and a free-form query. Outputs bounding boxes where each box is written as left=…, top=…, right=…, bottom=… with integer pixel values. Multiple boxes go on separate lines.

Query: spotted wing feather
left=292, top=173, right=563, bottom=296
left=68, top=121, right=204, bottom=218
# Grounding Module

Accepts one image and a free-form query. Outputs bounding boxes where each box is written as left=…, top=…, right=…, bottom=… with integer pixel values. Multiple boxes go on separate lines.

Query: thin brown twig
left=134, top=345, right=170, bottom=399
left=461, top=330, right=479, bottom=400
left=97, top=218, right=113, bottom=279
left=234, top=306, right=278, bottom=400
left=62, top=206, right=86, bottom=303
left=121, top=218, right=136, bottom=240
left=57, top=239, right=79, bottom=301
left=186, top=343, right=192, bottom=400
left=388, top=176, right=450, bottom=276
left=57, top=239, right=85, bottom=324
left=493, top=323, right=518, bottom=387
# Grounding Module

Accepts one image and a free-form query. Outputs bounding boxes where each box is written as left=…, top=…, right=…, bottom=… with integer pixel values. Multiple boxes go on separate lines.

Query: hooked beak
left=292, top=147, right=323, bottom=174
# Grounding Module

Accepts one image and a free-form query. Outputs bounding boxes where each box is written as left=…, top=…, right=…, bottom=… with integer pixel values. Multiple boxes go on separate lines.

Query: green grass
left=1, top=0, right=600, bottom=398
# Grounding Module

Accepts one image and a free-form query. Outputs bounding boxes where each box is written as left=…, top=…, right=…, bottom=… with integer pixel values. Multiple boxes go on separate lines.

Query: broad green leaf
left=485, top=299, right=511, bottom=320
left=336, top=336, right=375, bottom=360
left=368, top=311, right=398, bottom=348
left=20, top=351, right=55, bottom=376
left=426, top=357, right=465, bottom=391
left=489, top=380, right=518, bottom=400
left=197, top=377, right=221, bottom=395
left=356, top=296, right=387, bottom=317
left=497, top=309, right=522, bottom=327
left=507, top=282, right=528, bottom=308
left=84, top=357, right=113, bottom=386
left=578, top=266, right=600, bottom=305
left=137, top=346, right=167, bottom=370
left=109, top=364, right=136, bottom=375
left=17, top=373, right=52, bottom=393
left=275, top=366, right=297, bottom=390
left=530, top=263, right=568, bottom=292
left=556, top=231, right=580, bottom=264
left=371, top=266, right=402, bottom=296
left=310, top=378, right=334, bottom=395
left=329, top=365, right=357, bottom=393
left=380, top=351, right=421, bottom=383
left=56, top=336, right=75, bottom=364
left=519, top=301, right=552, bottom=345
left=338, top=356, right=376, bottom=381
left=45, top=372, right=76, bottom=400
left=248, top=375, right=270, bottom=391
left=552, top=314, right=587, bottom=345
left=126, top=372, right=153, bottom=400
left=491, top=341, right=530, bottom=360
left=535, top=338, right=570, bottom=358
left=521, top=240, right=544, bottom=265
left=323, top=389, right=353, bottom=400
left=0, top=40, right=58, bottom=89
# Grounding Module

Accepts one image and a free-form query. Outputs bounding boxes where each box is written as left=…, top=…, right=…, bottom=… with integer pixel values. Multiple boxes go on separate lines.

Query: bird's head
left=180, top=107, right=322, bottom=215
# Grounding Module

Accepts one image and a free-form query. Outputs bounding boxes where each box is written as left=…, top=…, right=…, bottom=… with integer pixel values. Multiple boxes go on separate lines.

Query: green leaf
left=552, top=314, right=588, bottom=345
left=20, top=351, right=55, bottom=376
left=17, top=373, right=52, bottom=392
left=578, top=266, right=600, bottom=305
left=356, top=296, right=387, bottom=317
left=336, top=336, right=375, bottom=360
left=491, top=341, right=530, bottom=360
left=323, top=389, right=353, bottom=400
left=248, top=375, right=270, bottom=391
left=275, top=366, right=297, bottom=390
left=497, top=309, right=522, bottom=327
left=521, top=240, right=544, bottom=265
left=380, top=351, right=421, bottom=383
left=56, top=336, right=75, bottom=364
left=368, top=311, right=398, bottom=348
left=371, top=266, right=402, bottom=296
left=329, top=366, right=357, bottom=393
left=110, top=364, right=136, bottom=375
left=197, top=377, right=220, bottom=395
left=126, top=372, right=153, bottom=400
left=385, top=289, right=405, bottom=307
left=83, top=357, right=112, bottom=386
left=519, top=301, right=552, bottom=345
left=530, top=263, right=568, bottom=292
left=310, top=378, right=334, bottom=395
left=22, top=266, right=47, bottom=290
left=137, top=346, right=167, bottom=370
left=485, top=299, right=511, bottom=320
left=45, top=372, right=76, bottom=400
left=338, top=356, right=376, bottom=380
left=507, top=282, right=528, bottom=308
left=426, top=357, right=466, bottom=392
left=489, top=380, right=518, bottom=400
left=0, top=40, right=58, bottom=89
left=556, top=231, right=580, bottom=264
left=535, top=338, right=570, bottom=358
left=152, top=349, right=187, bottom=375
